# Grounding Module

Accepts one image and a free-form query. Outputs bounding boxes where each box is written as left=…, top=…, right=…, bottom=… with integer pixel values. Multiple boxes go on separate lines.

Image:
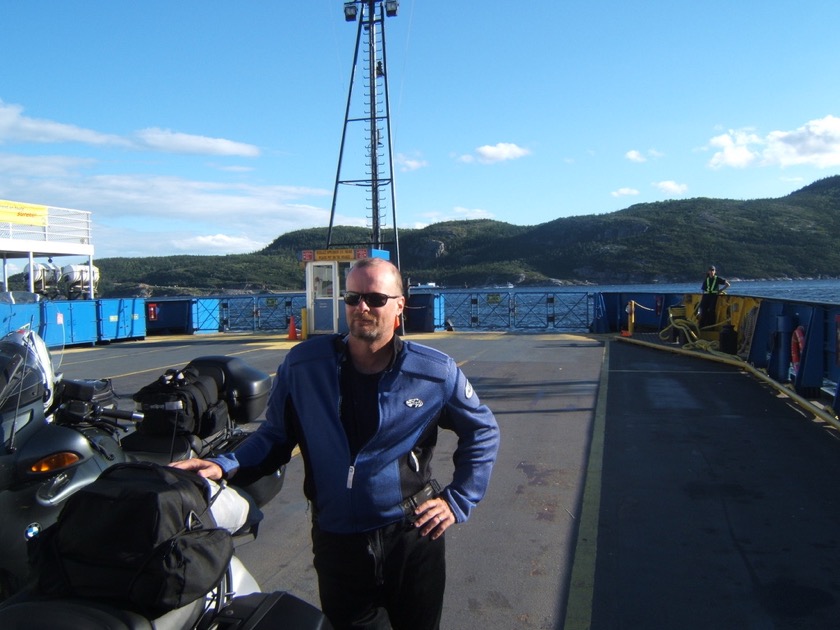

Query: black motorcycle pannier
left=133, top=367, right=228, bottom=438
left=35, top=462, right=233, bottom=617
left=186, top=356, right=271, bottom=424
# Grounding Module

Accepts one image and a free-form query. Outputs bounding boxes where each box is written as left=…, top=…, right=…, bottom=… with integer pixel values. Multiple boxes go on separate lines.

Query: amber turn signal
left=29, top=452, right=81, bottom=473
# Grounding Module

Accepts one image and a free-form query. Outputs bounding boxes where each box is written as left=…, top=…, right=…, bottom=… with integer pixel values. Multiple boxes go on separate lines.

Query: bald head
left=347, top=258, right=403, bottom=295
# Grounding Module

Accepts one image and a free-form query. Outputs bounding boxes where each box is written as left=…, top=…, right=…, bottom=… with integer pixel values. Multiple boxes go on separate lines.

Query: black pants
left=311, top=520, right=446, bottom=630
left=699, top=293, right=719, bottom=327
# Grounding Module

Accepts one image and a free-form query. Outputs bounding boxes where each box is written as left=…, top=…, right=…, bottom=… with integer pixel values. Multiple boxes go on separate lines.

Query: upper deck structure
left=0, top=199, right=95, bottom=294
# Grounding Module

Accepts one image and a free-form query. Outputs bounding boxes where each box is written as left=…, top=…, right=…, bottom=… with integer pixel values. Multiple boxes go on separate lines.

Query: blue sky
left=2, top=0, right=840, bottom=266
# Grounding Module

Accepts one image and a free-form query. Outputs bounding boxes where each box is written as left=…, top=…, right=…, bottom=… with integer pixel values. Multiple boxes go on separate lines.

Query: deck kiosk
left=301, top=247, right=390, bottom=335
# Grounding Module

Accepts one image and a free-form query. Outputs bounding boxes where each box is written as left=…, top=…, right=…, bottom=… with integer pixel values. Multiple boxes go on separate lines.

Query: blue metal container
left=97, top=298, right=146, bottom=342
left=36, top=300, right=99, bottom=347
left=3, top=302, right=40, bottom=335
left=145, top=299, right=192, bottom=334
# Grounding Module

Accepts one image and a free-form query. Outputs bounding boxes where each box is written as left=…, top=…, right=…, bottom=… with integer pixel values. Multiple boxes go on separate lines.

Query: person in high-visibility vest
left=698, top=265, right=730, bottom=327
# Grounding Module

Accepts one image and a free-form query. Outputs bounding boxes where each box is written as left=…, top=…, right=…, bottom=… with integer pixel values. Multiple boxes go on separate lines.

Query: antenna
left=328, top=0, right=401, bottom=268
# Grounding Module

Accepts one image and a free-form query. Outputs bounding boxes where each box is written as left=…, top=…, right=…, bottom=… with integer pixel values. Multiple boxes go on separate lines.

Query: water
left=585, top=278, right=840, bottom=304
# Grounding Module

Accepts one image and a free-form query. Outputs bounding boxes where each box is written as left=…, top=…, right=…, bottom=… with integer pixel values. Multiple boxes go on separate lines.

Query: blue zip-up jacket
left=213, top=334, right=500, bottom=534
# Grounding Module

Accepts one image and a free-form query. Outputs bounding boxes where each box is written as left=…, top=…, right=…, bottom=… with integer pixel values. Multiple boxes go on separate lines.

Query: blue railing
left=220, top=295, right=307, bottom=332
left=423, top=290, right=598, bottom=331
left=213, top=290, right=675, bottom=333
left=210, top=290, right=602, bottom=333
left=16, top=290, right=840, bottom=412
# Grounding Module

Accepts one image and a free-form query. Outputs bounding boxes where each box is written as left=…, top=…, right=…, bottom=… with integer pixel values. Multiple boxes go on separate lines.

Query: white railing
left=0, top=203, right=92, bottom=247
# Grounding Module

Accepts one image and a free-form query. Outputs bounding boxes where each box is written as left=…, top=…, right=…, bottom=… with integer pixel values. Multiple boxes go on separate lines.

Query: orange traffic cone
left=288, top=315, right=298, bottom=340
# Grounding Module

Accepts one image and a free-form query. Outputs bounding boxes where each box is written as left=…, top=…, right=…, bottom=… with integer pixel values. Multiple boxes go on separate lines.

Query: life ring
left=791, top=325, right=806, bottom=374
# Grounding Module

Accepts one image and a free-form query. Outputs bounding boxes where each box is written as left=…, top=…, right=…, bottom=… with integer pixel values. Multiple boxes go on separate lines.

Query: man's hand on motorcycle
left=169, top=458, right=223, bottom=480
left=414, top=498, right=454, bottom=540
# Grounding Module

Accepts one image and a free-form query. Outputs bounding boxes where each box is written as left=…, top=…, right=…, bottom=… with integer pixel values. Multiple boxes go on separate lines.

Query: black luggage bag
left=133, top=368, right=229, bottom=438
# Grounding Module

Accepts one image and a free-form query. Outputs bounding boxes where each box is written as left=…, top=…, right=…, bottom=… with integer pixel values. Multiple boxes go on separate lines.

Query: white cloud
left=0, top=152, right=94, bottom=177
left=611, top=187, right=640, bottom=198
left=396, top=152, right=428, bottom=172
left=0, top=100, right=126, bottom=146
left=708, top=129, right=761, bottom=169
left=0, top=100, right=260, bottom=157
left=0, top=159, right=335, bottom=257
left=763, top=115, right=840, bottom=167
left=654, top=180, right=688, bottom=195
left=708, top=116, right=840, bottom=169
left=419, top=206, right=493, bottom=223
left=452, top=206, right=493, bottom=219
left=213, top=164, right=255, bottom=173
left=172, top=233, right=266, bottom=254
left=460, top=142, right=530, bottom=164
left=625, top=149, right=663, bottom=163
left=134, top=128, right=260, bottom=157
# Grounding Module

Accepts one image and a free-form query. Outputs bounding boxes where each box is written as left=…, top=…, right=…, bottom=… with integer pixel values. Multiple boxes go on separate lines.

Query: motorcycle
left=0, top=327, right=327, bottom=628
left=0, top=326, right=285, bottom=602
left=0, top=326, right=125, bottom=599
left=0, top=461, right=329, bottom=630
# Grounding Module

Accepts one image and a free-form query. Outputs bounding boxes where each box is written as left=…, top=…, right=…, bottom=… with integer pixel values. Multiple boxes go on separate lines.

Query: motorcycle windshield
left=0, top=338, right=47, bottom=450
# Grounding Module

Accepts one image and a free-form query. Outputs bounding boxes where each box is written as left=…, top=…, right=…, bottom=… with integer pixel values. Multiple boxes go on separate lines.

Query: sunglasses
left=343, top=291, right=401, bottom=308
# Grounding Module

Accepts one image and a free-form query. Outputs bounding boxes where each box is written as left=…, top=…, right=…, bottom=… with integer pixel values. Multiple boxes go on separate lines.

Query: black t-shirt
left=340, top=362, right=382, bottom=458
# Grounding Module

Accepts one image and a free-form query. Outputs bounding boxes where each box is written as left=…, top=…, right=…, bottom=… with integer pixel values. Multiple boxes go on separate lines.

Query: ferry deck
left=53, top=330, right=840, bottom=629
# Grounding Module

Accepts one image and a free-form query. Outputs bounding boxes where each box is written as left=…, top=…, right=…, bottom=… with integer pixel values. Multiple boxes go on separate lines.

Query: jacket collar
left=334, top=333, right=404, bottom=372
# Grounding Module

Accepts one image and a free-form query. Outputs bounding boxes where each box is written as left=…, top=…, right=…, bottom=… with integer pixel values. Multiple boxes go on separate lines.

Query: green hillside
left=22, top=175, right=840, bottom=297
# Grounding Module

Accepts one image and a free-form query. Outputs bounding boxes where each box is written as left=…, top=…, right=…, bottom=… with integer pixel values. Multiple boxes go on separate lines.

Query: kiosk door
left=308, top=262, right=342, bottom=335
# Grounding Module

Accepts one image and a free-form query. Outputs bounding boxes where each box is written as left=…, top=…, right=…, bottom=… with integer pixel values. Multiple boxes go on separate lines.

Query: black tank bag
left=34, top=462, right=233, bottom=617
left=134, top=367, right=229, bottom=438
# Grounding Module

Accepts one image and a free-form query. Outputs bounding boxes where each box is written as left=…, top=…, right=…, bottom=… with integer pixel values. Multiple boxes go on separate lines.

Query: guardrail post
left=769, top=315, right=793, bottom=382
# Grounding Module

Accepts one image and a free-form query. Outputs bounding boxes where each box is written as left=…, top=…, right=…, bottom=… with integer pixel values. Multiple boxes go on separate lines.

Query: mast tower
left=328, top=0, right=400, bottom=268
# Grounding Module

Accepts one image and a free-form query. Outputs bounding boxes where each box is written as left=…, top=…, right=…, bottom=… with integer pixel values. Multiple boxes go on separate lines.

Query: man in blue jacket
left=174, top=257, right=500, bottom=630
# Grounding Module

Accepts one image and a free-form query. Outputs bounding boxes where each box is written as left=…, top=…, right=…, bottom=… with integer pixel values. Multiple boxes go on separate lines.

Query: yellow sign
left=315, top=248, right=358, bottom=261
left=0, top=199, right=48, bottom=227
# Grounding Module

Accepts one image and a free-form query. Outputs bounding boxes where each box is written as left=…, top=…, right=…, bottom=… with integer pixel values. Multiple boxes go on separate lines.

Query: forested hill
left=76, top=175, right=840, bottom=297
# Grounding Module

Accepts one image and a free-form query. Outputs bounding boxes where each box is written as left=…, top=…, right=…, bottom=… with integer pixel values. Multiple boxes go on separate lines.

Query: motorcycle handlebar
left=100, top=407, right=144, bottom=422
left=56, top=401, right=144, bottom=424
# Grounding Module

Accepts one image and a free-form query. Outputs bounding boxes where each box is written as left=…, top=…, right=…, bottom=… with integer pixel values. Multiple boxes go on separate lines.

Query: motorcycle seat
left=120, top=431, right=194, bottom=463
